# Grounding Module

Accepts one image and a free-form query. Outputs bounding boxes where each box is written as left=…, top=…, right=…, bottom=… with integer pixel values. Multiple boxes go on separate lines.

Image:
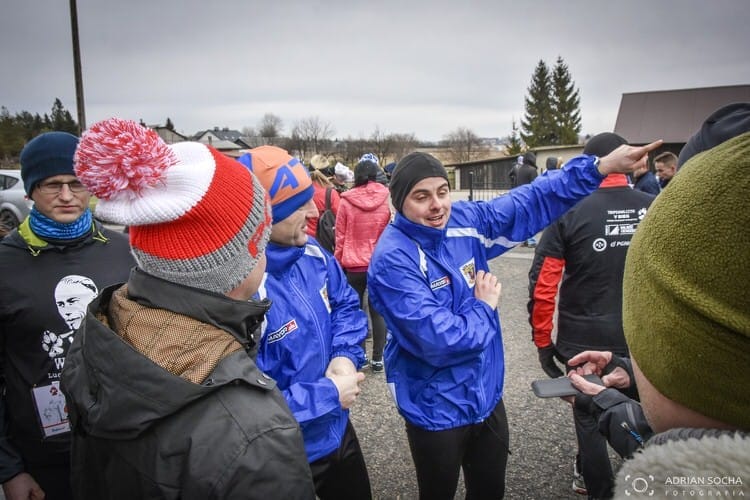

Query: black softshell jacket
left=62, top=270, right=315, bottom=500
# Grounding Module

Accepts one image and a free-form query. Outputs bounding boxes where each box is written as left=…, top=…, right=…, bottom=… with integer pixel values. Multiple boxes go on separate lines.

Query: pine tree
left=166, top=117, right=175, bottom=131
left=551, top=56, right=582, bottom=145
left=521, top=60, right=554, bottom=148
left=49, top=98, right=78, bottom=134
left=505, top=118, right=523, bottom=156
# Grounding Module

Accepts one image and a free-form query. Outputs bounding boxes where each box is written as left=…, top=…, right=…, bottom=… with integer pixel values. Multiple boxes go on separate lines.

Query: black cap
left=583, top=132, right=628, bottom=157
left=678, top=102, right=750, bottom=168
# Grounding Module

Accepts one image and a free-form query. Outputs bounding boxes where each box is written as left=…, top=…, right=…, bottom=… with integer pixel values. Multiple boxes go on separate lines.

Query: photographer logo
left=625, top=474, right=655, bottom=496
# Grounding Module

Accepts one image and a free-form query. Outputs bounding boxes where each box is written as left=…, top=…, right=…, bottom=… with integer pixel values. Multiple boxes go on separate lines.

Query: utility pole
left=70, top=0, right=86, bottom=133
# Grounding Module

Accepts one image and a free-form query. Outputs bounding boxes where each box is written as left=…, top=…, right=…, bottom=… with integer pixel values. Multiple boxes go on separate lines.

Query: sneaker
left=573, top=460, right=588, bottom=496
left=371, top=360, right=384, bottom=373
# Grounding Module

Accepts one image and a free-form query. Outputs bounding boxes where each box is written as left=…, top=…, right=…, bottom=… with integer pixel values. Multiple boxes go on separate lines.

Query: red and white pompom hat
left=74, top=118, right=271, bottom=295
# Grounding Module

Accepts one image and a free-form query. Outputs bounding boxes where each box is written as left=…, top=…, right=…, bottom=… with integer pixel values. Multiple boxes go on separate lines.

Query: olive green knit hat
left=623, top=131, right=750, bottom=430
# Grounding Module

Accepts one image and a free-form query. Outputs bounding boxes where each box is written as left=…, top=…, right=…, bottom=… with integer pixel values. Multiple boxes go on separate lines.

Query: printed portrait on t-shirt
left=41, top=275, right=98, bottom=358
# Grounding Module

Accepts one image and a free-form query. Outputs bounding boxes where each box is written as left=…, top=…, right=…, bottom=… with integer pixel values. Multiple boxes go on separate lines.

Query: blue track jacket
left=255, top=239, right=367, bottom=461
left=367, top=155, right=605, bottom=430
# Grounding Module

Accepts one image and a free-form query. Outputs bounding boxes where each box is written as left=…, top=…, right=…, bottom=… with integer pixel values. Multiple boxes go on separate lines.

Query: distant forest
left=1, top=98, right=78, bottom=167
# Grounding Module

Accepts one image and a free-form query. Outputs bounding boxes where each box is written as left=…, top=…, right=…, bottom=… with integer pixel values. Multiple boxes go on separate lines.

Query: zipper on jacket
left=288, top=269, right=330, bottom=374
left=437, top=244, right=489, bottom=419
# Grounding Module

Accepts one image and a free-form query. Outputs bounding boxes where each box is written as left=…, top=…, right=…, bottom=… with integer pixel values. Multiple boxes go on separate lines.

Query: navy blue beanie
left=389, top=152, right=448, bottom=212
left=678, top=102, right=750, bottom=168
left=20, top=132, right=79, bottom=195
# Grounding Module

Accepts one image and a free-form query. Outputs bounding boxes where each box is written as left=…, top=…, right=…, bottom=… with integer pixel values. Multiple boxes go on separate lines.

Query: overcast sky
left=2, top=0, right=748, bottom=142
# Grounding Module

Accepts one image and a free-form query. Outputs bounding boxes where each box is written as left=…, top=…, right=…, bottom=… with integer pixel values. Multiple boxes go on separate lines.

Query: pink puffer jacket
left=334, top=182, right=391, bottom=271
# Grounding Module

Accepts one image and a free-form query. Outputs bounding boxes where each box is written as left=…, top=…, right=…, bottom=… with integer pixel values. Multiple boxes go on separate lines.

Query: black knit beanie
left=583, top=132, right=628, bottom=157
left=390, top=152, right=448, bottom=212
left=678, top=102, right=750, bottom=168
left=523, top=151, right=537, bottom=166
left=354, top=160, right=379, bottom=187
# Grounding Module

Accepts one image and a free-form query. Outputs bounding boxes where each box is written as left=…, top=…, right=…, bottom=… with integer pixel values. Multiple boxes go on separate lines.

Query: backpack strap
left=325, top=187, right=333, bottom=211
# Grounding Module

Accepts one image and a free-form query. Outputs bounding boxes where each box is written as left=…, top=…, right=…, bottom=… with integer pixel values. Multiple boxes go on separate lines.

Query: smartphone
left=531, top=374, right=603, bottom=398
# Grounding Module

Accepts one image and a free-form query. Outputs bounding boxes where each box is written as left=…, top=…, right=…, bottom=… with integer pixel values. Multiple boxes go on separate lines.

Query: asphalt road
left=350, top=244, right=621, bottom=499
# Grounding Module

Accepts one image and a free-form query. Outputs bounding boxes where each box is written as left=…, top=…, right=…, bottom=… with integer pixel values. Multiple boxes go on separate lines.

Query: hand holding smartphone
left=531, top=374, right=603, bottom=398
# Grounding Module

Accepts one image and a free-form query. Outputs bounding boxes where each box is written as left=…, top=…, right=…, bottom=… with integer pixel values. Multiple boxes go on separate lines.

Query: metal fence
left=465, top=169, right=512, bottom=202
left=453, top=157, right=517, bottom=202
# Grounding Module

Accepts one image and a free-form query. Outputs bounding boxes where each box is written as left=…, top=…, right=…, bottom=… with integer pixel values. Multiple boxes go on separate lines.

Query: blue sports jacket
left=367, top=155, right=605, bottom=430
left=254, top=239, right=367, bottom=461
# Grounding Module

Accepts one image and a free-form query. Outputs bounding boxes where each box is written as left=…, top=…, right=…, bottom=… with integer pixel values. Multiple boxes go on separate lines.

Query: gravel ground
left=350, top=244, right=621, bottom=499
left=0, top=237, right=619, bottom=500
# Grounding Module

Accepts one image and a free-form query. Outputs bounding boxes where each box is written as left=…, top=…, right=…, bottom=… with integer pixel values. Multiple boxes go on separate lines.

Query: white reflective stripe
left=257, top=274, right=269, bottom=340
left=257, top=273, right=268, bottom=299
left=446, top=226, right=522, bottom=249
left=417, top=246, right=427, bottom=278
left=304, top=244, right=326, bottom=261
left=387, top=381, right=398, bottom=407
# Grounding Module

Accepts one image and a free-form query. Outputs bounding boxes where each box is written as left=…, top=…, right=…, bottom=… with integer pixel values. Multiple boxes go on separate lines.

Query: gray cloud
left=2, top=0, right=748, bottom=142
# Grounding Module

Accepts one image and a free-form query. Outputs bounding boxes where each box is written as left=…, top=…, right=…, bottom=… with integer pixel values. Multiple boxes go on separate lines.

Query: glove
left=573, top=391, right=597, bottom=417
left=538, top=345, right=565, bottom=378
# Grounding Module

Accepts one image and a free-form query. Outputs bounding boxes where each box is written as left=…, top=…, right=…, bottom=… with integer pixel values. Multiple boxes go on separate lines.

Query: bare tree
left=443, top=127, right=483, bottom=163
left=386, top=133, right=419, bottom=163
left=354, top=128, right=420, bottom=166
left=258, top=113, right=283, bottom=145
left=365, top=127, right=392, bottom=166
left=337, top=135, right=369, bottom=166
left=290, top=116, right=335, bottom=158
left=240, top=126, right=266, bottom=148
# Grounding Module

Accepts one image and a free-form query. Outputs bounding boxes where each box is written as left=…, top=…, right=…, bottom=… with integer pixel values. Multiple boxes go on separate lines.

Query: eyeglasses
left=37, top=180, right=88, bottom=195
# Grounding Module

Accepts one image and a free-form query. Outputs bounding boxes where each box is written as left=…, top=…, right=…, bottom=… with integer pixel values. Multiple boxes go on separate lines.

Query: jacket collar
left=392, top=212, right=447, bottom=251
left=265, top=241, right=306, bottom=276
left=600, top=173, right=630, bottom=188
left=126, top=267, right=271, bottom=352
left=2, top=218, right=108, bottom=254
left=70, top=290, right=275, bottom=439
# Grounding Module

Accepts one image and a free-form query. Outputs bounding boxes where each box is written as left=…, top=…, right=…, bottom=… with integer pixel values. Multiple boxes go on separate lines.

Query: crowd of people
left=0, top=102, right=747, bottom=500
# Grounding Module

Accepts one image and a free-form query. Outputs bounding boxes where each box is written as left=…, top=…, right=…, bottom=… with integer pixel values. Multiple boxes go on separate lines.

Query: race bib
left=31, top=381, right=70, bottom=438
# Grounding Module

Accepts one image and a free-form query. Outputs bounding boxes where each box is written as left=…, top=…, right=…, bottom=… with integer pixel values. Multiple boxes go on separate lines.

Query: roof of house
left=195, top=138, right=242, bottom=151
left=150, top=126, right=188, bottom=142
left=614, top=84, right=750, bottom=144
left=193, top=127, right=244, bottom=142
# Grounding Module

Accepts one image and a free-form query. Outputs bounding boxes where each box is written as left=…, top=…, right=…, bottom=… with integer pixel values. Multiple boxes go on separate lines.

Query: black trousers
left=25, top=462, right=73, bottom=500
left=563, top=356, right=616, bottom=499
left=405, top=399, right=510, bottom=500
left=345, top=270, right=386, bottom=361
left=573, top=404, right=615, bottom=498
left=309, top=420, right=372, bottom=500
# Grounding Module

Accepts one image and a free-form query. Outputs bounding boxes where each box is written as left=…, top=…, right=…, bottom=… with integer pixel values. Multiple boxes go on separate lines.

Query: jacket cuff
left=0, top=465, right=25, bottom=485
left=331, top=350, right=364, bottom=370
left=593, top=387, right=632, bottom=410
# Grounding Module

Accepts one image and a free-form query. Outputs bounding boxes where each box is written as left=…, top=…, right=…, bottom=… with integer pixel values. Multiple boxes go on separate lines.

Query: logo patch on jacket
left=267, top=319, right=299, bottom=343
left=319, top=283, right=331, bottom=313
left=430, top=276, right=451, bottom=291
left=460, top=259, right=476, bottom=286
